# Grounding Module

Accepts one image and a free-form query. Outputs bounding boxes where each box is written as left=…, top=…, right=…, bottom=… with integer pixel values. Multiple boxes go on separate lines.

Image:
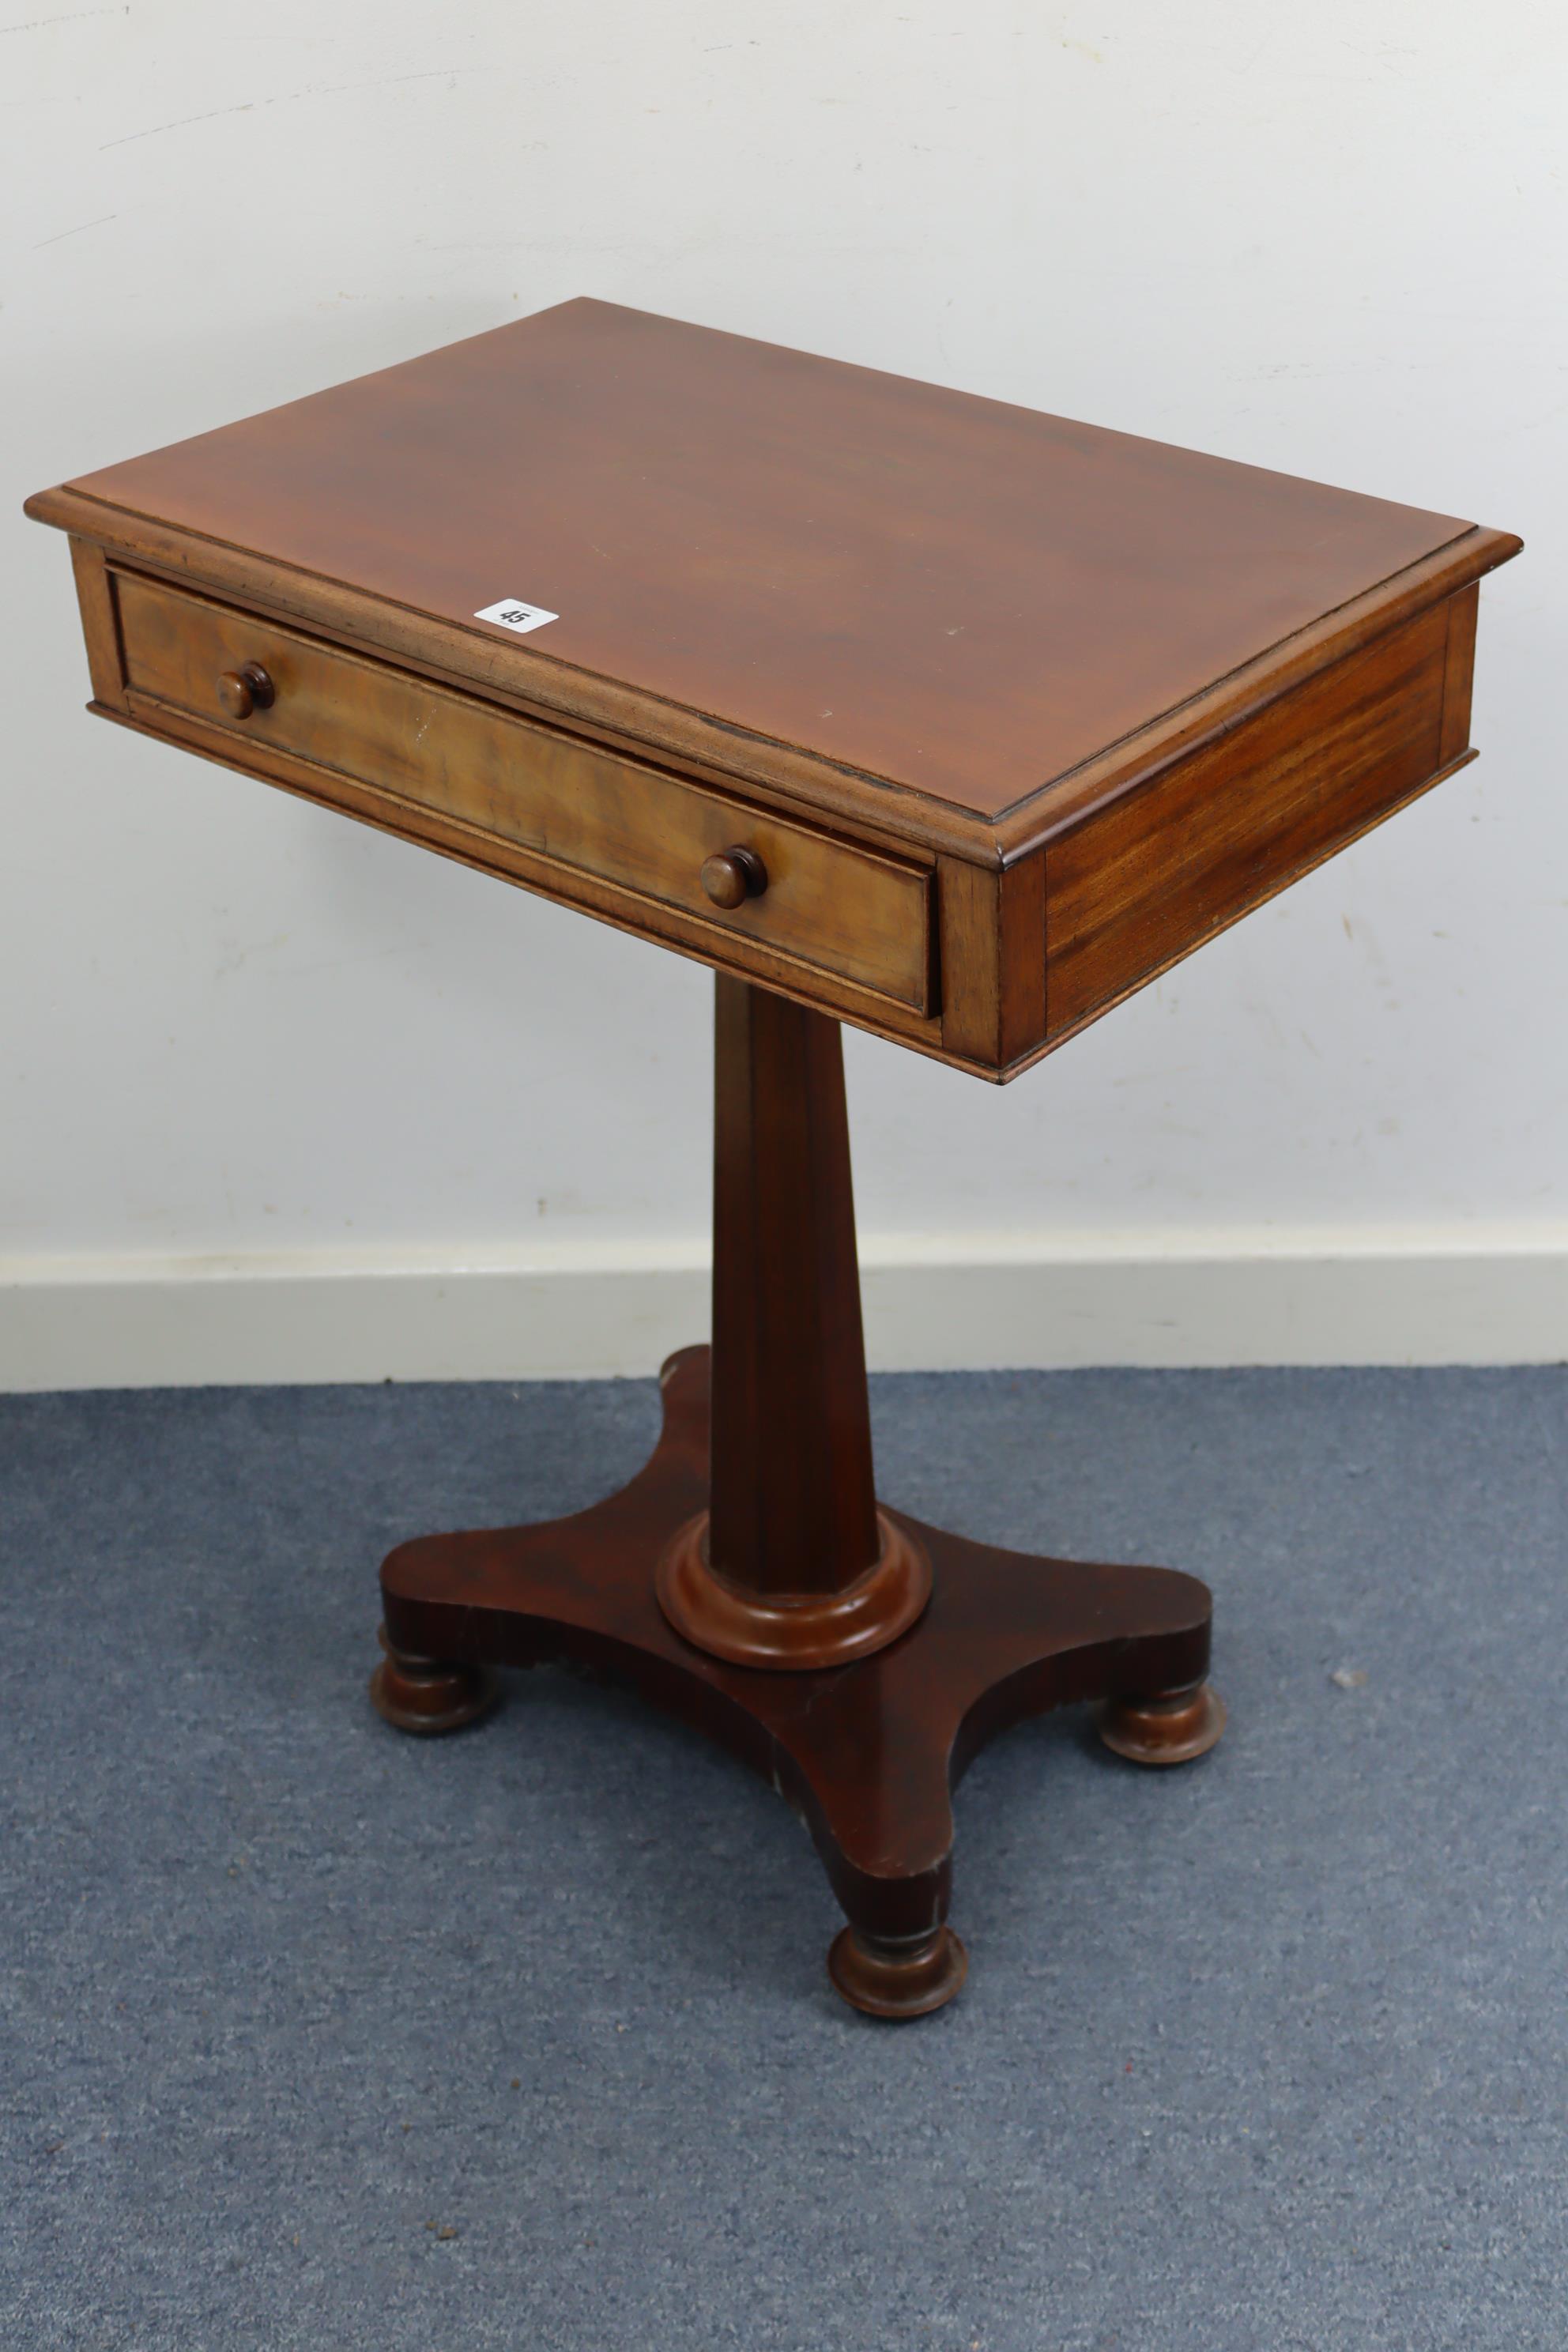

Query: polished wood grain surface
left=1043, top=594, right=1456, bottom=1044
left=35, top=299, right=1514, bottom=827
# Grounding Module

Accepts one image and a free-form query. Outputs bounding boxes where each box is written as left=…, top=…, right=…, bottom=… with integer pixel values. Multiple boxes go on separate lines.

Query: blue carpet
left=2, top=1365, right=1564, bottom=2350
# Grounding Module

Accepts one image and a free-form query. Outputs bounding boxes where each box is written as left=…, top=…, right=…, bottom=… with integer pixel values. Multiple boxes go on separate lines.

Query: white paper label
left=473, top=597, right=559, bottom=635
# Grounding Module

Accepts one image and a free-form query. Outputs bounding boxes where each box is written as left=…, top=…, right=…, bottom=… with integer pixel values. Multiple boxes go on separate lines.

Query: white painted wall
left=4, top=1, right=1562, bottom=1381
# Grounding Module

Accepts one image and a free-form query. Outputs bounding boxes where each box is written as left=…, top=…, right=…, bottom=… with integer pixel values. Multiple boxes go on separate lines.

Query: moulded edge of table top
left=24, top=482, right=1521, bottom=873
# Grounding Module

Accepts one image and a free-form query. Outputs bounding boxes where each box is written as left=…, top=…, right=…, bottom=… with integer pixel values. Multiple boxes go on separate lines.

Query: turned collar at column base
left=655, top=1506, right=932, bottom=1670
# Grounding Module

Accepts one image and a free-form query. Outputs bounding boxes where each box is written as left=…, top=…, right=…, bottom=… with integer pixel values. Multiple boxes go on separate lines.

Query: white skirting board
left=2, top=1229, right=1565, bottom=1390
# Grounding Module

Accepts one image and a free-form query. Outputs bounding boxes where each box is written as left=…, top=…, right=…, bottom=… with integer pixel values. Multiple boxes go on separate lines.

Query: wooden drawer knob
left=700, top=846, right=767, bottom=909
left=217, top=662, right=275, bottom=721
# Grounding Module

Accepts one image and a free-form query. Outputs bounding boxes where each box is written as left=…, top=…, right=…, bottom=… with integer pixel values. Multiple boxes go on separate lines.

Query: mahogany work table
left=28, top=300, right=1520, bottom=2018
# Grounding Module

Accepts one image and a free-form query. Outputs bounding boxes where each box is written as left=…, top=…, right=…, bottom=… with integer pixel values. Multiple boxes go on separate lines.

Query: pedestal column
left=655, top=978, right=930, bottom=1668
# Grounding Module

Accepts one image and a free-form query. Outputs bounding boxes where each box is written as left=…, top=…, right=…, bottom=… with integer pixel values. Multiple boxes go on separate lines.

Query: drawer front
left=115, top=571, right=933, bottom=1013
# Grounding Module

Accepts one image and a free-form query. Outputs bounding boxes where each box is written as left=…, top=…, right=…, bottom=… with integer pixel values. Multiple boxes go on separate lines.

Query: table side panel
left=1042, top=596, right=1454, bottom=1042
left=112, top=569, right=933, bottom=1017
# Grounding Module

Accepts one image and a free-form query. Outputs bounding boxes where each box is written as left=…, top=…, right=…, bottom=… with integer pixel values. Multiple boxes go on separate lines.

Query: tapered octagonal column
left=656, top=978, right=931, bottom=1668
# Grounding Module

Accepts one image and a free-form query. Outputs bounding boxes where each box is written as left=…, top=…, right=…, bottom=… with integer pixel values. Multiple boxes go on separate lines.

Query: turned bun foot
left=827, top=1924, right=968, bottom=2020
left=1099, top=1679, right=1227, bottom=1766
left=369, top=1624, right=499, bottom=1736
